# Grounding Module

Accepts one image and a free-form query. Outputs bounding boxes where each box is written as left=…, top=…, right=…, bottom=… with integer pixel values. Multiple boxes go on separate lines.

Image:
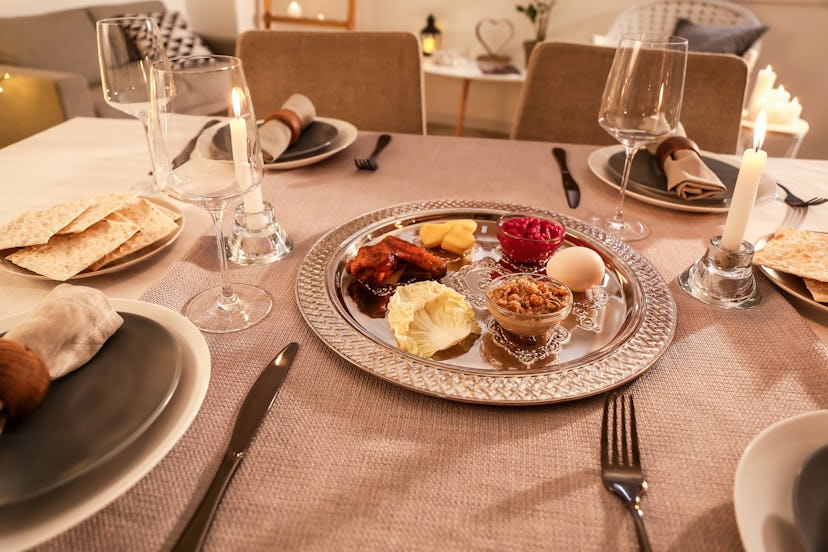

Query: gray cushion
left=673, top=18, right=768, bottom=57
left=0, top=8, right=101, bottom=86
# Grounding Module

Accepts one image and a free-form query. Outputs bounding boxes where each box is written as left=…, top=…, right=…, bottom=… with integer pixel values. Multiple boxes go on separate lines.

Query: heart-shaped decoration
left=475, top=18, right=514, bottom=57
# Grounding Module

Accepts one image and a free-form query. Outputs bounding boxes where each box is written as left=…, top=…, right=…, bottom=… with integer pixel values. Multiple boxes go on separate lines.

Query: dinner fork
left=354, top=134, right=392, bottom=171
left=601, top=392, right=652, bottom=552
left=777, top=182, right=827, bottom=208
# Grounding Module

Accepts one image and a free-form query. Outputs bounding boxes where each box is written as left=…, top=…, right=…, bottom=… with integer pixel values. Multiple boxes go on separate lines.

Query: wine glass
left=148, top=55, right=272, bottom=333
left=96, top=16, right=167, bottom=191
left=594, top=33, right=688, bottom=241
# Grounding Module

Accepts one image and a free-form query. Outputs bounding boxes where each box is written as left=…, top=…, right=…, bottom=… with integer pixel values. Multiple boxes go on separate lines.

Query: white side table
left=423, top=58, right=524, bottom=136
left=740, top=116, right=809, bottom=158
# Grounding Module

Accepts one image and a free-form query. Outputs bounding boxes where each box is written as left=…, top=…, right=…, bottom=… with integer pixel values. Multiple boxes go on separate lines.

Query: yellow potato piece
left=441, top=227, right=475, bottom=255
left=419, top=222, right=453, bottom=248
left=451, top=219, right=477, bottom=233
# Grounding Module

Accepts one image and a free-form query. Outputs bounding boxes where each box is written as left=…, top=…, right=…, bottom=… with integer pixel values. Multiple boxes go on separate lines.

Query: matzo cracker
left=6, top=218, right=139, bottom=280
left=58, top=192, right=139, bottom=234
left=804, top=278, right=828, bottom=303
left=89, top=199, right=179, bottom=270
left=0, top=197, right=94, bottom=250
left=752, top=228, right=828, bottom=282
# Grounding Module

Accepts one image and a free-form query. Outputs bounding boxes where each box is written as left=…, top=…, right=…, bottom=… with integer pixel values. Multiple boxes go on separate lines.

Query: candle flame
left=764, top=64, right=772, bottom=71
left=754, top=110, right=767, bottom=151
left=792, top=97, right=799, bottom=106
left=231, top=87, right=242, bottom=118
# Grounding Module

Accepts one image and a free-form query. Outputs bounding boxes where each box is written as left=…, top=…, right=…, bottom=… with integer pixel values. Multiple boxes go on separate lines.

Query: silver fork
left=354, top=134, right=392, bottom=171
left=777, top=182, right=827, bottom=207
left=601, top=392, right=652, bottom=552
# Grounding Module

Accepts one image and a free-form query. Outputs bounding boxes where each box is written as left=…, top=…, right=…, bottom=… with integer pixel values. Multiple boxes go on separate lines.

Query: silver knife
left=172, top=342, right=298, bottom=552
left=552, top=147, right=581, bottom=209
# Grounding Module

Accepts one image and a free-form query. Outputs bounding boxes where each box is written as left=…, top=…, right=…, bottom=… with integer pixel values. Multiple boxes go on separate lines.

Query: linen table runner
left=42, top=136, right=827, bottom=551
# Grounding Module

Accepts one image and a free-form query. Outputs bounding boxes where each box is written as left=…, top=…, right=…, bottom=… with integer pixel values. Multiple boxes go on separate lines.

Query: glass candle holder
left=678, top=235, right=761, bottom=310
left=227, top=201, right=293, bottom=265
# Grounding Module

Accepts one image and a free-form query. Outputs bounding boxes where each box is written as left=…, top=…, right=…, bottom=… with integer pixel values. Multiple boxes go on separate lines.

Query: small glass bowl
left=485, top=272, right=573, bottom=343
left=497, top=214, right=565, bottom=266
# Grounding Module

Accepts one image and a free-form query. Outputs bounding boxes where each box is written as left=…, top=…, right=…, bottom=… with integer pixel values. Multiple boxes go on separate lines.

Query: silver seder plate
left=296, top=200, right=677, bottom=405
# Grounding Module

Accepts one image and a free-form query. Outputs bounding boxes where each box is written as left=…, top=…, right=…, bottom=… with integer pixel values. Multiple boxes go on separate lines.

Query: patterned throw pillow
left=119, top=11, right=214, bottom=67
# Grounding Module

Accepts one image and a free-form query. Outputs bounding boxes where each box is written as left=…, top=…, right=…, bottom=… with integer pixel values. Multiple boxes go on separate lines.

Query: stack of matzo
left=752, top=228, right=828, bottom=303
left=0, top=193, right=181, bottom=280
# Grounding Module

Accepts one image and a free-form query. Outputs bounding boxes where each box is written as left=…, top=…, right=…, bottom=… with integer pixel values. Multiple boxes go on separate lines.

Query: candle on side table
left=721, top=110, right=768, bottom=252
left=747, top=64, right=776, bottom=115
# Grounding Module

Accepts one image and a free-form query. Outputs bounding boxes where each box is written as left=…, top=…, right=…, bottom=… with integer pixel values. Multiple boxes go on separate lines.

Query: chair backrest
left=236, top=30, right=425, bottom=134
left=604, top=0, right=762, bottom=72
left=511, top=41, right=748, bottom=154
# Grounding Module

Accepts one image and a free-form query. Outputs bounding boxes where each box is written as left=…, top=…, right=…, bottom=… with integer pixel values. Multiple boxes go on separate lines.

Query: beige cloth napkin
left=4, top=284, right=123, bottom=379
left=647, top=124, right=727, bottom=200
left=259, top=94, right=316, bottom=164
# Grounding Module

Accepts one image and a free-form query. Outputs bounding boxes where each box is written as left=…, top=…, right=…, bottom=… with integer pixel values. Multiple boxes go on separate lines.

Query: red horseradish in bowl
left=497, top=214, right=565, bottom=265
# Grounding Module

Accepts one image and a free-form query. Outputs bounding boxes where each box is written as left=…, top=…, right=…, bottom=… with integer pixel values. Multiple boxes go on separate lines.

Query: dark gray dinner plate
left=794, top=444, right=828, bottom=552
left=608, top=151, right=739, bottom=207
left=211, top=120, right=339, bottom=163
left=0, top=313, right=181, bottom=506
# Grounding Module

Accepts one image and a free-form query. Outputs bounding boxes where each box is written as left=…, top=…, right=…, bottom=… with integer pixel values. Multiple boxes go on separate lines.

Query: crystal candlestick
left=227, top=201, right=293, bottom=265
left=678, top=235, right=761, bottom=310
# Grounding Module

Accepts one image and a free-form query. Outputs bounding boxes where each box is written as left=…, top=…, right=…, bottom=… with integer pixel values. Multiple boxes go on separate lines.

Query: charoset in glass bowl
left=497, top=213, right=565, bottom=266
left=485, top=272, right=573, bottom=344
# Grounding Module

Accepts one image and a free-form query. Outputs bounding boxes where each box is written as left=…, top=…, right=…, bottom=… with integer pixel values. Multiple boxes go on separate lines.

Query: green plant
left=516, top=1, right=555, bottom=41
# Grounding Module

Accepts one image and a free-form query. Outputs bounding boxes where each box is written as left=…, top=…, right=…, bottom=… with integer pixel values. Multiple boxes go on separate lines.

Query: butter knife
left=172, top=342, right=298, bottom=552
left=552, top=147, right=581, bottom=209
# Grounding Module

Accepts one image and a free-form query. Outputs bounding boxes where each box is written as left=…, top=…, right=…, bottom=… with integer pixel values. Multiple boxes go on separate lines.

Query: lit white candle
left=721, top=110, right=768, bottom=252
left=748, top=65, right=776, bottom=117
left=230, top=88, right=266, bottom=229
left=287, top=1, right=302, bottom=17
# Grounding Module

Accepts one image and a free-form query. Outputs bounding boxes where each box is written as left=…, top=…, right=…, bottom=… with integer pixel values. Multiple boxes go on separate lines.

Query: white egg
left=545, top=246, right=605, bottom=292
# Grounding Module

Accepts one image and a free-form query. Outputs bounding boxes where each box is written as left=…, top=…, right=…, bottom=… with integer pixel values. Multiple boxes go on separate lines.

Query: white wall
left=2, top=0, right=825, bottom=158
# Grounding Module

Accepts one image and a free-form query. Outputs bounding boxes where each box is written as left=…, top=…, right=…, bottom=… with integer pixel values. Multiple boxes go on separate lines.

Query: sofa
left=0, top=2, right=233, bottom=147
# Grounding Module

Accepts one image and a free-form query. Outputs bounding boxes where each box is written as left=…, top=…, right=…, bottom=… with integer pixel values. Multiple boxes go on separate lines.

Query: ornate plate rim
left=296, top=200, right=677, bottom=405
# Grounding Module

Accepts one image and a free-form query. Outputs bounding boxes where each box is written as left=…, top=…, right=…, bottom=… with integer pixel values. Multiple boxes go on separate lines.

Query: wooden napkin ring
left=264, top=108, right=302, bottom=145
left=0, top=338, right=50, bottom=423
left=654, top=136, right=700, bottom=172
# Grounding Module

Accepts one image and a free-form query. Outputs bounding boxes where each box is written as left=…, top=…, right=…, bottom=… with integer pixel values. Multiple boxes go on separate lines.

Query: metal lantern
left=420, top=14, right=441, bottom=56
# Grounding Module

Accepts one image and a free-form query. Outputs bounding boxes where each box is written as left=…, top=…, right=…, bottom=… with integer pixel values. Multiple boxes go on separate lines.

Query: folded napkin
left=647, top=124, right=727, bottom=200
left=0, top=284, right=123, bottom=422
left=5, top=284, right=123, bottom=379
left=259, top=94, right=316, bottom=164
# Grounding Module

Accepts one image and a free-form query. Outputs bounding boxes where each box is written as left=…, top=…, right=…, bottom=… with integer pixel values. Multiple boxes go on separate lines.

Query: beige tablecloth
left=2, top=121, right=825, bottom=550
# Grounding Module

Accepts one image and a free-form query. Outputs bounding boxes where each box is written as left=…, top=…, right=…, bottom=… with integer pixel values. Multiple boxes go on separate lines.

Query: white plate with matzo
left=754, top=231, right=828, bottom=314
left=0, top=196, right=183, bottom=281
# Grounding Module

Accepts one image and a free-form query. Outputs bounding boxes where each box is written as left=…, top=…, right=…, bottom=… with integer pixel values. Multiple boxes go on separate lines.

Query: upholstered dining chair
left=236, top=30, right=425, bottom=134
left=595, top=0, right=764, bottom=73
left=511, top=41, right=748, bottom=154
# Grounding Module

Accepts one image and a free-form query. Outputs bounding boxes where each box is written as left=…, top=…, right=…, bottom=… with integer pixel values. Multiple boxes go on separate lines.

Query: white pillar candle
left=230, top=88, right=267, bottom=230
left=287, top=1, right=302, bottom=17
left=721, top=110, right=768, bottom=252
left=748, top=65, right=776, bottom=116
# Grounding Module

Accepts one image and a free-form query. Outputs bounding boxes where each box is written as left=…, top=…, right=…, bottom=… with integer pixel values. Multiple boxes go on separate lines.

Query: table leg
left=456, top=78, right=471, bottom=137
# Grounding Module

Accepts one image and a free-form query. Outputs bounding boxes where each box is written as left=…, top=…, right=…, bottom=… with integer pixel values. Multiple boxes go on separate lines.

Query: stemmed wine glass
left=149, top=55, right=272, bottom=333
left=594, top=33, right=688, bottom=241
left=96, top=16, right=167, bottom=191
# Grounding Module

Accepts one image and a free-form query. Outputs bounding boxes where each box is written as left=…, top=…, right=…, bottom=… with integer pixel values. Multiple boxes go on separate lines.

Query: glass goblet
left=149, top=55, right=272, bottom=333
left=594, top=33, right=688, bottom=241
left=96, top=16, right=168, bottom=191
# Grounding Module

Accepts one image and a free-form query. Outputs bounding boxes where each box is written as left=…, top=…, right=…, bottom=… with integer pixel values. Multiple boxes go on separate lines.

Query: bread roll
left=0, top=338, right=50, bottom=422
